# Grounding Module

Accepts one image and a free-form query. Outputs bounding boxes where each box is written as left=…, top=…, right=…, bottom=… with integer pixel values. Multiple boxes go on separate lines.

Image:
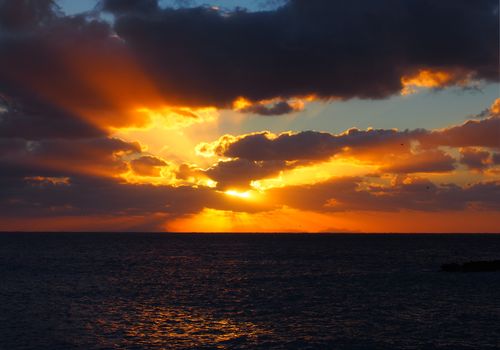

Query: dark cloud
left=105, top=0, right=498, bottom=107
left=0, top=138, right=26, bottom=157
left=130, top=155, right=168, bottom=177
left=380, top=150, right=456, bottom=174
left=1, top=170, right=498, bottom=225
left=0, top=10, right=158, bottom=137
left=1, top=0, right=498, bottom=132
left=0, top=137, right=141, bottom=179
left=203, top=112, right=500, bottom=166
left=203, top=140, right=455, bottom=189
left=240, top=101, right=300, bottom=116
left=268, top=177, right=500, bottom=212
left=0, top=14, right=116, bottom=138
left=204, top=128, right=422, bottom=161
left=204, top=159, right=288, bottom=189
left=460, top=148, right=492, bottom=171
left=0, top=0, right=60, bottom=31
left=422, top=115, right=500, bottom=149
left=0, top=101, right=105, bottom=140
left=0, top=174, right=271, bottom=220
left=196, top=109, right=500, bottom=182
left=493, top=153, right=500, bottom=165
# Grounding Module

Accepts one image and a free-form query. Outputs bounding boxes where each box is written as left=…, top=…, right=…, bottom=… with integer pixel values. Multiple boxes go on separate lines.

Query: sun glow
left=232, top=97, right=253, bottom=110
left=250, top=158, right=377, bottom=190
left=166, top=207, right=353, bottom=233
left=224, top=190, right=252, bottom=199
left=133, top=106, right=218, bottom=131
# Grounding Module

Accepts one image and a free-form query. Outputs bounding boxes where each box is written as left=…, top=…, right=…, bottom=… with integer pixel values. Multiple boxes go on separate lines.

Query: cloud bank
left=0, top=1, right=498, bottom=231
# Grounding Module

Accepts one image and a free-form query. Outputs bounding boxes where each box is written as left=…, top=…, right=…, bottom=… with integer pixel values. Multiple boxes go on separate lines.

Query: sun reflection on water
left=90, top=305, right=272, bottom=348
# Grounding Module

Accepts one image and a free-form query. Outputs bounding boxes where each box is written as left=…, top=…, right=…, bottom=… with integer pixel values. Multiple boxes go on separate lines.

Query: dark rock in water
left=441, top=260, right=500, bottom=272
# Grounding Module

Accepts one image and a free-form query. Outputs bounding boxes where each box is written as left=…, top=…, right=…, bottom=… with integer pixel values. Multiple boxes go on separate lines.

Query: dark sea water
left=0, top=233, right=499, bottom=350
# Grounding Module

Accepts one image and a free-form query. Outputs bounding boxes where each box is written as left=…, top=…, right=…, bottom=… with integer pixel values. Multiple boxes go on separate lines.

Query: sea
left=0, top=233, right=499, bottom=350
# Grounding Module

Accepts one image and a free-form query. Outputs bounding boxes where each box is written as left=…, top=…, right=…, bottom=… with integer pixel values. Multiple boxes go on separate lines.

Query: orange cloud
left=401, top=68, right=475, bottom=95
left=459, top=148, right=495, bottom=172
left=488, top=98, right=500, bottom=116
left=378, top=150, right=455, bottom=174
left=232, top=96, right=310, bottom=116
left=24, top=176, right=70, bottom=186
left=0, top=26, right=221, bottom=135
left=1, top=36, right=164, bottom=132
left=130, top=156, right=169, bottom=177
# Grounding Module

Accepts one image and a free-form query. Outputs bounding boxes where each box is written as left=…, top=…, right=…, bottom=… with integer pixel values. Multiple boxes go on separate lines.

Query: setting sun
left=0, top=0, right=498, bottom=234
left=224, top=190, right=253, bottom=199
left=0, top=1, right=499, bottom=349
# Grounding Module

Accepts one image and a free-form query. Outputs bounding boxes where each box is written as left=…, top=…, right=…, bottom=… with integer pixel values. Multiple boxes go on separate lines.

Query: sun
left=224, top=190, right=252, bottom=199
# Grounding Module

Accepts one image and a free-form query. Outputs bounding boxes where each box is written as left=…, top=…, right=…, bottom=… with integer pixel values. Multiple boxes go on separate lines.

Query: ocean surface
left=0, top=233, right=499, bottom=350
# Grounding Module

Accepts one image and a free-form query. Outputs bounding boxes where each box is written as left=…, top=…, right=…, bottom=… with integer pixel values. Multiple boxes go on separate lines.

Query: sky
left=0, top=0, right=499, bottom=232
left=58, top=0, right=284, bottom=14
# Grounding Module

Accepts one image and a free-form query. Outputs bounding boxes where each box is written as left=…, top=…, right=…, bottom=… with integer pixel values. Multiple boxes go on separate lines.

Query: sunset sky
left=0, top=0, right=499, bottom=232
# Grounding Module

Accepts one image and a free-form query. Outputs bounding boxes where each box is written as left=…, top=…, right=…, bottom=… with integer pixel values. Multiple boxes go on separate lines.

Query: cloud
left=238, top=100, right=303, bottom=116
left=0, top=100, right=105, bottom=140
left=175, top=163, right=204, bottom=181
left=204, top=158, right=288, bottom=190
left=195, top=105, right=500, bottom=185
left=468, top=98, right=500, bottom=119
left=0, top=0, right=497, bottom=137
left=0, top=0, right=60, bottom=31
left=493, top=153, right=500, bottom=165
left=379, top=150, right=456, bottom=174
left=103, top=0, right=498, bottom=108
left=200, top=128, right=421, bottom=161
left=267, top=176, right=500, bottom=213
left=1, top=167, right=498, bottom=230
left=0, top=9, right=163, bottom=134
left=130, top=155, right=168, bottom=177
left=0, top=173, right=272, bottom=221
left=199, top=107, right=500, bottom=173
left=0, top=1, right=498, bottom=231
left=491, top=98, right=500, bottom=116
left=401, top=69, right=474, bottom=95
left=0, top=137, right=141, bottom=179
left=460, top=148, right=493, bottom=171
left=422, top=115, right=500, bottom=149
